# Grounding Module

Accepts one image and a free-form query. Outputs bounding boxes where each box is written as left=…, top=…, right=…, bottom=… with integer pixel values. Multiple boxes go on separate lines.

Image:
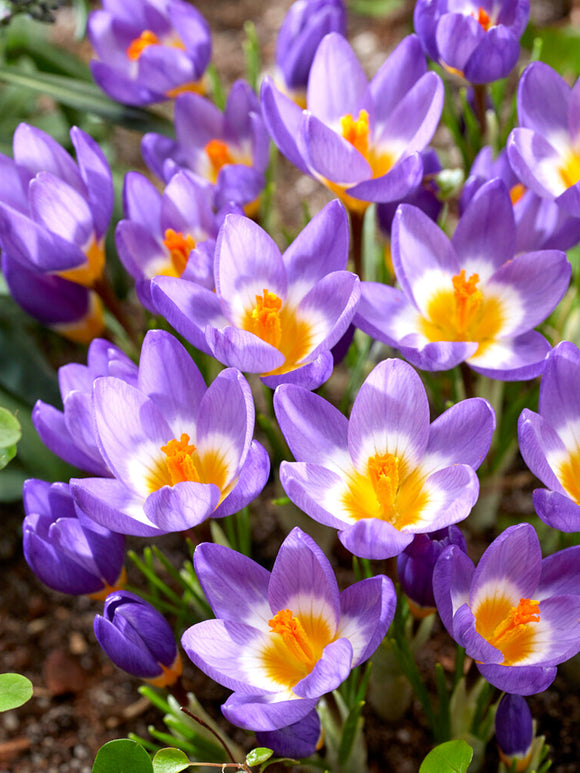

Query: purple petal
left=299, top=113, right=371, bottom=184
left=144, top=482, right=221, bottom=532
left=370, top=35, right=426, bottom=128
left=517, top=62, right=570, bottom=137
left=452, top=603, right=502, bottom=663
left=507, top=128, right=565, bottom=200
left=260, top=351, right=334, bottom=391
left=213, top=440, right=270, bottom=519
left=260, top=78, right=310, bottom=175
left=337, top=575, right=396, bottom=666
left=423, top=398, right=495, bottom=473
left=477, top=663, right=556, bottom=695
left=279, top=461, right=356, bottom=531
left=400, top=338, right=478, bottom=372
left=538, top=546, right=580, bottom=599
left=13, top=123, right=83, bottom=191
left=255, top=710, right=320, bottom=759
left=123, top=171, right=162, bottom=227
left=71, top=477, right=161, bottom=536
left=467, top=331, right=550, bottom=380
left=205, top=325, right=285, bottom=373
left=346, top=154, right=424, bottom=204
left=517, top=409, right=566, bottom=493
left=463, top=26, right=520, bottom=84
left=338, top=519, right=414, bottom=559
left=539, top=340, right=580, bottom=429
left=533, top=489, right=580, bottom=532
left=354, top=282, right=414, bottom=347
left=293, top=638, right=353, bottom=698
left=94, top=616, right=162, bottom=678
left=436, top=13, right=484, bottom=73
left=432, top=545, right=475, bottom=636
left=70, top=126, right=113, bottom=240
left=222, top=692, right=318, bottom=732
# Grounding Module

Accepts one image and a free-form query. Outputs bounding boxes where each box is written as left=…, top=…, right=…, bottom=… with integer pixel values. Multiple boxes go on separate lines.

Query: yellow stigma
left=473, top=7, right=491, bottom=31
left=249, top=289, right=283, bottom=348
left=340, top=110, right=370, bottom=158
left=205, top=139, right=236, bottom=181
left=475, top=596, right=541, bottom=665
left=159, top=433, right=200, bottom=487
left=126, top=30, right=160, bottom=60
left=452, top=269, right=482, bottom=338
left=162, top=228, right=196, bottom=276
left=509, top=183, right=526, bottom=205
left=268, top=609, right=315, bottom=667
left=368, top=452, right=400, bottom=516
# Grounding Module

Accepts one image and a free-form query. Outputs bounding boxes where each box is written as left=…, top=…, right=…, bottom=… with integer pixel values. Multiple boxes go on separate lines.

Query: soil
left=1, top=1, right=580, bottom=772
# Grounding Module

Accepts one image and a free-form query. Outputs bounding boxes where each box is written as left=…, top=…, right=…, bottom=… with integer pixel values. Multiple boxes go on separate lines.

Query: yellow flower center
left=205, top=139, right=236, bottom=183
left=145, top=433, right=229, bottom=498
left=58, top=236, right=105, bottom=288
left=341, top=453, right=429, bottom=529
left=474, top=595, right=541, bottom=665
left=559, top=147, right=580, bottom=190
left=126, top=30, right=161, bottom=61
left=242, top=289, right=313, bottom=376
left=324, top=109, right=394, bottom=216
left=557, top=445, right=580, bottom=504
left=262, top=608, right=332, bottom=688
left=419, top=270, right=503, bottom=355
left=161, top=228, right=196, bottom=277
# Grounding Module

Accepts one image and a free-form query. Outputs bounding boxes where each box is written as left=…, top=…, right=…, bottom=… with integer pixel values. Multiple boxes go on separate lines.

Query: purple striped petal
left=123, top=171, right=162, bottom=227
left=452, top=604, right=502, bottom=663
left=338, top=519, right=414, bottom=559
left=539, top=341, right=580, bottom=429
left=463, top=26, right=519, bottom=84
left=71, top=477, right=161, bottom=536
left=538, top=546, right=580, bottom=599
left=423, top=398, right=495, bottom=473
left=433, top=545, right=475, bottom=636
left=517, top=62, right=570, bottom=136
left=518, top=409, right=565, bottom=493
left=400, top=337, right=478, bottom=372
left=205, top=325, right=285, bottom=373
left=337, top=575, right=396, bottom=666
left=222, top=692, right=318, bottom=732
left=13, top=123, right=83, bottom=190
left=212, top=440, right=270, bottom=519
left=255, top=710, right=320, bottom=759
left=467, top=331, right=550, bottom=380
left=477, top=663, right=556, bottom=695
left=144, top=482, right=221, bottom=532
left=370, top=35, right=426, bottom=129
left=293, top=638, right=353, bottom=698
left=279, top=461, right=355, bottom=530
left=300, top=113, right=371, bottom=184
left=260, top=78, right=310, bottom=175
left=533, top=489, right=580, bottom=532
left=260, top=350, right=334, bottom=390
left=346, top=154, right=424, bottom=204
left=70, top=126, right=113, bottom=240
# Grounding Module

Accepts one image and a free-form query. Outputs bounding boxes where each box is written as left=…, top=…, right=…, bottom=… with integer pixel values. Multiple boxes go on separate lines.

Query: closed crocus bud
left=495, top=694, right=534, bottom=771
left=397, top=526, right=467, bottom=615
left=22, top=479, right=126, bottom=598
left=94, top=591, right=182, bottom=687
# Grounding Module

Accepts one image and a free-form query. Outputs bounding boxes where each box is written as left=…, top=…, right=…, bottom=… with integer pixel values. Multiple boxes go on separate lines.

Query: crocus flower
left=518, top=341, right=580, bottom=532
left=88, top=0, right=211, bottom=105
left=261, top=33, right=444, bottom=214
left=33, top=338, right=138, bottom=477
left=274, top=358, right=494, bottom=559
left=23, top=479, right=125, bottom=598
left=495, top=694, right=534, bottom=771
left=433, top=523, right=580, bottom=694
left=95, top=590, right=182, bottom=686
left=181, top=527, right=396, bottom=757
left=152, top=200, right=360, bottom=390
left=116, top=169, right=219, bottom=310
left=397, top=526, right=467, bottom=615
left=2, top=251, right=105, bottom=344
left=141, top=81, right=269, bottom=212
left=0, top=123, right=113, bottom=288
left=355, top=179, right=571, bottom=379
left=462, top=146, right=580, bottom=254
left=275, top=0, right=347, bottom=106
left=508, top=62, right=580, bottom=218
left=414, top=0, right=529, bottom=84
left=71, top=329, right=270, bottom=536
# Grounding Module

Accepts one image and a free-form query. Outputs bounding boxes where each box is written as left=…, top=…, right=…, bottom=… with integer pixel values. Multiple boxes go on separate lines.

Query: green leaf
left=152, top=747, right=191, bottom=773
left=419, top=740, right=473, bottom=773
left=0, top=444, right=16, bottom=469
left=92, top=739, right=153, bottom=773
left=0, top=673, right=33, bottom=711
left=0, top=66, right=173, bottom=135
left=246, top=747, right=274, bottom=766
left=0, top=407, right=21, bottom=448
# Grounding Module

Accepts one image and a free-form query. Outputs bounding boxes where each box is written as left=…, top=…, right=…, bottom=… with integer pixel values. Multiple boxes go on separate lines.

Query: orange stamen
left=488, top=598, right=540, bottom=652
left=509, top=183, right=526, bottom=205
left=473, top=7, right=491, bottom=31
left=249, top=289, right=283, bottom=348
left=163, top=228, right=196, bottom=276
left=368, top=453, right=400, bottom=515
left=340, top=109, right=370, bottom=157
left=205, top=139, right=235, bottom=175
left=160, top=433, right=200, bottom=485
left=147, top=652, right=183, bottom=688
left=269, top=609, right=315, bottom=666
left=126, top=30, right=160, bottom=60
left=452, top=269, right=482, bottom=337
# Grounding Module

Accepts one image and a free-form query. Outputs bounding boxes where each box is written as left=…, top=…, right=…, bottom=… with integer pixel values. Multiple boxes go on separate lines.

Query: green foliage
left=0, top=406, right=20, bottom=468
left=92, top=739, right=153, bottom=773
left=0, top=673, right=33, bottom=711
left=419, top=740, right=473, bottom=773
left=245, top=748, right=273, bottom=767
left=152, top=748, right=191, bottom=773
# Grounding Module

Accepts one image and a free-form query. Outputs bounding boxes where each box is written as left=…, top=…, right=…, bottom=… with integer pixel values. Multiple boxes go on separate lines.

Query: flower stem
left=350, top=209, right=365, bottom=279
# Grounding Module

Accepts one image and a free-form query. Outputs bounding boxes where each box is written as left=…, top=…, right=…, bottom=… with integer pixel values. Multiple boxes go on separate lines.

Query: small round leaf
left=0, top=673, right=33, bottom=711
left=246, top=748, right=274, bottom=766
left=92, top=739, right=153, bottom=773
left=0, top=408, right=20, bottom=448
left=152, top=747, right=191, bottom=773
left=419, top=740, right=473, bottom=773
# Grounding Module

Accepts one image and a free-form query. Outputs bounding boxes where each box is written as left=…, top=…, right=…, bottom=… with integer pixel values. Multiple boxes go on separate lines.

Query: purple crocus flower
left=116, top=169, right=219, bottom=311
left=152, top=200, right=360, bottom=390
left=397, top=526, right=467, bottom=615
left=414, top=0, right=529, bottom=84
left=508, top=62, right=580, bottom=218
left=0, top=123, right=113, bottom=288
left=495, top=694, right=534, bottom=771
left=433, top=523, right=580, bottom=694
left=274, top=358, right=495, bottom=559
left=141, top=81, right=269, bottom=212
left=71, top=329, right=270, bottom=536
left=33, top=338, right=138, bottom=477
left=355, top=179, right=571, bottom=379
left=518, top=341, right=580, bottom=532
left=181, top=527, right=396, bottom=757
left=23, top=480, right=125, bottom=598
left=2, top=252, right=105, bottom=344
left=88, top=0, right=211, bottom=106
left=462, top=146, right=580, bottom=254
left=95, top=591, right=182, bottom=686
left=261, top=33, right=443, bottom=214
left=275, top=0, right=347, bottom=106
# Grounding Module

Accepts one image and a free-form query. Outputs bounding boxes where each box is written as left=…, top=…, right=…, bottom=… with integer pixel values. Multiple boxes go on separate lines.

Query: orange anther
left=160, top=433, right=199, bottom=486
left=269, top=609, right=315, bottom=665
left=163, top=228, right=196, bottom=276
left=250, top=289, right=283, bottom=348
left=205, top=139, right=235, bottom=174
left=452, top=269, right=482, bottom=337
left=126, top=30, right=160, bottom=60
left=340, top=110, right=370, bottom=157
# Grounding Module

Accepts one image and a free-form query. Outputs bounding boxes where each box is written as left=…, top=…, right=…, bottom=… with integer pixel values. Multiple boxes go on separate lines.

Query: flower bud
left=397, top=526, right=467, bottom=614
left=94, top=591, right=182, bottom=686
left=495, top=694, right=534, bottom=771
left=23, top=479, right=125, bottom=598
